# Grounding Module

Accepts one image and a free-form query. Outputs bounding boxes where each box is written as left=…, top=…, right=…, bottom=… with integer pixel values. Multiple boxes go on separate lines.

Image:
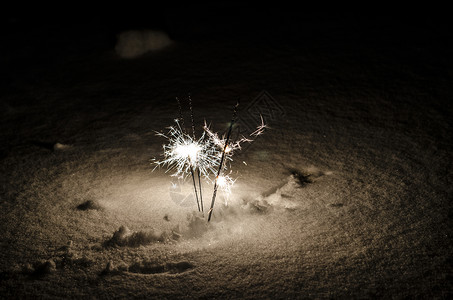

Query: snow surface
left=1, top=15, right=452, bottom=299
left=115, top=30, right=173, bottom=59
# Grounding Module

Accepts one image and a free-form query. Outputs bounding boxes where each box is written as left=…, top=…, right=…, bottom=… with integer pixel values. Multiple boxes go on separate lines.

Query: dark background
left=2, top=4, right=451, bottom=60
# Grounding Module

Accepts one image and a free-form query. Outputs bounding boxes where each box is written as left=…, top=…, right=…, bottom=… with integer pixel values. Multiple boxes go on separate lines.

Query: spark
left=203, top=122, right=249, bottom=158
left=203, top=114, right=266, bottom=161
left=173, top=143, right=201, bottom=166
left=216, top=174, right=235, bottom=195
left=154, top=119, right=221, bottom=180
left=250, top=115, right=267, bottom=137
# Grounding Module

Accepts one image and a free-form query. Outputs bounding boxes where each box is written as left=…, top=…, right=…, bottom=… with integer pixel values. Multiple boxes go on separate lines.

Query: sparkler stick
left=176, top=97, right=201, bottom=212
left=208, top=102, right=239, bottom=222
left=189, top=95, right=204, bottom=212
left=189, top=163, right=201, bottom=212
left=176, top=97, right=185, bottom=131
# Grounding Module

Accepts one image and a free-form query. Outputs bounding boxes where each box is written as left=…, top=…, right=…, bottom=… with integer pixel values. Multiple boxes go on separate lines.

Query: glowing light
left=216, top=175, right=235, bottom=195
left=153, top=119, right=221, bottom=180
left=173, top=143, right=201, bottom=166
left=217, top=176, right=226, bottom=186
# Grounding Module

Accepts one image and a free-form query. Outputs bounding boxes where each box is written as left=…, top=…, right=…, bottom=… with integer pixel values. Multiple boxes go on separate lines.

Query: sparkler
left=154, top=97, right=267, bottom=221
left=154, top=98, right=217, bottom=212
left=207, top=103, right=238, bottom=222
left=188, top=95, right=204, bottom=212
left=178, top=97, right=201, bottom=212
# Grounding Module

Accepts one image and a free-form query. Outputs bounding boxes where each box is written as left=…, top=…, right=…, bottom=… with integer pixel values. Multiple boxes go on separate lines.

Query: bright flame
left=224, top=145, right=232, bottom=153
left=216, top=174, right=234, bottom=195
left=217, top=175, right=227, bottom=186
left=173, top=143, right=201, bottom=166
left=153, top=119, right=221, bottom=180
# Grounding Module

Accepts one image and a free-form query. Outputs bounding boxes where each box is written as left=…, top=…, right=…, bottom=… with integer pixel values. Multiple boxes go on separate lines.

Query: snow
left=1, top=12, right=452, bottom=298
left=115, top=30, right=173, bottom=59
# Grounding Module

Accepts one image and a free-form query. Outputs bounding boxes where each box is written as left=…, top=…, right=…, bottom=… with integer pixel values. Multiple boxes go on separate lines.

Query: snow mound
left=53, top=143, right=71, bottom=151
left=30, top=141, right=71, bottom=152
left=36, top=260, right=56, bottom=275
left=104, top=225, right=179, bottom=247
left=21, top=260, right=57, bottom=277
left=77, top=199, right=103, bottom=211
left=183, top=212, right=209, bottom=238
left=115, top=30, right=172, bottom=58
left=242, top=174, right=308, bottom=211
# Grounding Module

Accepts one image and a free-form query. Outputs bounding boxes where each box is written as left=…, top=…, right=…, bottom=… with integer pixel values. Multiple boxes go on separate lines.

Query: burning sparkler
left=154, top=97, right=220, bottom=212
left=207, top=103, right=238, bottom=221
left=188, top=96, right=204, bottom=212
left=154, top=98, right=266, bottom=221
